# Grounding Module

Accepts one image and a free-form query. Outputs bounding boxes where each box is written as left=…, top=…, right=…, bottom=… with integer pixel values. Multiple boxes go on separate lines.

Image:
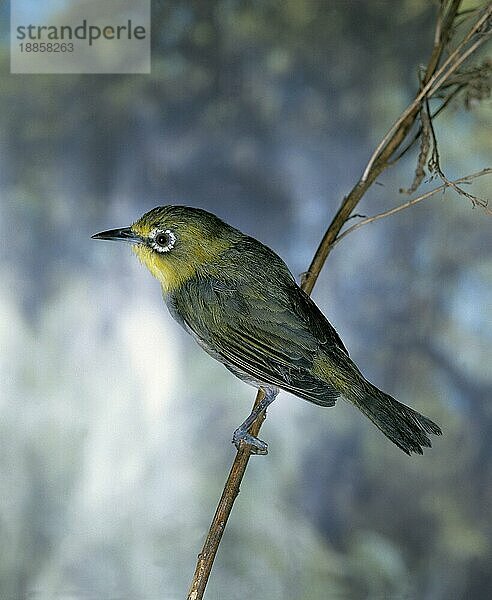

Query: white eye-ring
left=150, top=228, right=177, bottom=253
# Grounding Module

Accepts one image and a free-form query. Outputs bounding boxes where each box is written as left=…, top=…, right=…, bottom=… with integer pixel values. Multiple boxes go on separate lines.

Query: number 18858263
left=19, top=42, right=74, bottom=52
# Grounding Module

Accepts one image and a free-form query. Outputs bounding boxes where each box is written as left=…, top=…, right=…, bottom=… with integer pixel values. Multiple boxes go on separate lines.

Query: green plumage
left=167, top=237, right=345, bottom=407
left=93, top=205, right=442, bottom=455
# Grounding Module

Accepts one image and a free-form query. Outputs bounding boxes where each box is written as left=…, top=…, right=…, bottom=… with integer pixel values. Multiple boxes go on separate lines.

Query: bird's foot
left=232, top=429, right=268, bottom=455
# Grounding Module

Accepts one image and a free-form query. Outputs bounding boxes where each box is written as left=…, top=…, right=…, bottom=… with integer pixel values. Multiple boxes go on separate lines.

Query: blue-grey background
left=1, top=1, right=491, bottom=598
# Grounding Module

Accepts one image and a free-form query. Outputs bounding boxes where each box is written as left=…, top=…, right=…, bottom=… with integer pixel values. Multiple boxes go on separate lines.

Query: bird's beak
left=91, top=227, right=142, bottom=244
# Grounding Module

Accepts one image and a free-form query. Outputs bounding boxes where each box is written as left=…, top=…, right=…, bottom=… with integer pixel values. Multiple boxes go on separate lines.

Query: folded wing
left=172, top=273, right=346, bottom=407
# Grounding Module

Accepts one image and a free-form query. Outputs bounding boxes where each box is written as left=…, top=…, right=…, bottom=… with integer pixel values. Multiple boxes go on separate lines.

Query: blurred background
left=1, top=1, right=491, bottom=598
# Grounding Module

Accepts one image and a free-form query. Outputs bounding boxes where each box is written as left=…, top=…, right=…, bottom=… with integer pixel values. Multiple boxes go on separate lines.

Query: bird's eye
left=150, top=228, right=177, bottom=253
left=156, top=233, right=169, bottom=246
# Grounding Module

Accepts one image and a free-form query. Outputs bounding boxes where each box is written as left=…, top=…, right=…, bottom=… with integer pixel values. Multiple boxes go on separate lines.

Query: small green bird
left=93, top=206, right=441, bottom=455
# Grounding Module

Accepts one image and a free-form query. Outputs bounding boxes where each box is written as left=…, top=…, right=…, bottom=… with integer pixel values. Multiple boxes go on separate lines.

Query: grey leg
left=232, top=386, right=279, bottom=455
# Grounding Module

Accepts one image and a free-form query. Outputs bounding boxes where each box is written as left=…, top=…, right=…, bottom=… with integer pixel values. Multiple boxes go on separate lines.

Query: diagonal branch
left=187, top=3, right=491, bottom=598
left=331, top=168, right=492, bottom=249
left=361, top=2, right=492, bottom=183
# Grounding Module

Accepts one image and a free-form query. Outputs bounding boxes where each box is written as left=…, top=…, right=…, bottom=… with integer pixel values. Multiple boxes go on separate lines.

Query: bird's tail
left=345, top=379, right=442, bottom=455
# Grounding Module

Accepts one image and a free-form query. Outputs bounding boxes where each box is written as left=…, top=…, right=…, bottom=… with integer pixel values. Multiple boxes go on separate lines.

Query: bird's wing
left=173, top=275, right=343, bottom=406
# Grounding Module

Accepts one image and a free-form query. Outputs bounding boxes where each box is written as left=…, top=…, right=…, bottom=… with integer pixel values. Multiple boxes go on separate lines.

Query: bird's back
left=167, top=236, right=347, bottom=406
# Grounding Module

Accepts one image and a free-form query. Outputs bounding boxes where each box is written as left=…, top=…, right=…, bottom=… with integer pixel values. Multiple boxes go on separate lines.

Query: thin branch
left=392, top=57, right=491, bottom=172
left=187, top=389, right=266, bottom=600
left=332, top=168, right=492, bottom=248
left=400, top=72, right=432, bottom=194
left=434, top=168, right=492, bottom=210
left=424, top=80, right=492, bottom=211
left=389, top=83, right=467, bottom=165
left=300, top=1, right=472, bottom=295
left=427, top=31, right=492, bottom=98
left=361, top=3, right=492, bottom=183
left=187, top=4, right=491, bottom=598
left=301, top=3, right=491, bottom=295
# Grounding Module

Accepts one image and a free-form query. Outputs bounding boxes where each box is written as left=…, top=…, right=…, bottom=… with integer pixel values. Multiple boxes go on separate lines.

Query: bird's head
left=92, top=206, right=236, bottom=291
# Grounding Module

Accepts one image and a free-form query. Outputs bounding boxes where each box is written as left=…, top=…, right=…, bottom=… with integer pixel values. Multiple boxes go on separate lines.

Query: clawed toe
left=232, top=430, right=268, bottom=455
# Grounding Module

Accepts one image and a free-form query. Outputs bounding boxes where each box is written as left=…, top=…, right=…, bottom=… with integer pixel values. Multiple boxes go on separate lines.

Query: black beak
left=91, top=227, right=142, bottom=244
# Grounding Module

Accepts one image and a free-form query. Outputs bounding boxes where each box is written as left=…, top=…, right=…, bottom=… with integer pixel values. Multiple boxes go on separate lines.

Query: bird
left=92, top=205, right=442, bottom=455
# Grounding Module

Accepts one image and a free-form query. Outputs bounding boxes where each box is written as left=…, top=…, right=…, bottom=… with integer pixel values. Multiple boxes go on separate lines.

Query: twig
left=187, top=389, right=266, bottom=600
left=434, top=168, right=491, bottom=210
left=424, top=81, right=492, bottom=210
left=400, top=72, right=432, bottom=194
left=187, top=4, right=491, bottom=598
left=301, top=1, right=470, bottom=295
left=389, top=83, right=467, bottom=165
left=331, top=168, right=492, bottom=248
left=361, top=3, right=492, bottom=183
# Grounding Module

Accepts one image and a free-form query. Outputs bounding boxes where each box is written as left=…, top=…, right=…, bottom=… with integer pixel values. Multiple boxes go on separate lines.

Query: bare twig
left=187, top=389, right=267, bottom=600
left=389, top=83, right=467, bottom=165
left=423, top=82, right=492, bottom=210
left=400, top=73, right=432, bottom=194
left=332, top=168, right=492, bottom=248
left=434, top=168, right=492, bottom=210
left=301, top=0, right=471, bottom=294
left=391, top=57, right=491, bottom=169
left=187, top=4, right=491, bottom=598
left=361, top=3, right=492, bottom=183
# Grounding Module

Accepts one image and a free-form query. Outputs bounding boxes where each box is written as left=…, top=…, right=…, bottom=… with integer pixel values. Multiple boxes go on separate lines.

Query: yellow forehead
left=132, top=220, right=157, bottom=237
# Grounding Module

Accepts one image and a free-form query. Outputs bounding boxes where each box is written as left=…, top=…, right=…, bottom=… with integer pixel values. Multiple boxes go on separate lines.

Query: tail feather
left=347, top=382, right=442, bottom=455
